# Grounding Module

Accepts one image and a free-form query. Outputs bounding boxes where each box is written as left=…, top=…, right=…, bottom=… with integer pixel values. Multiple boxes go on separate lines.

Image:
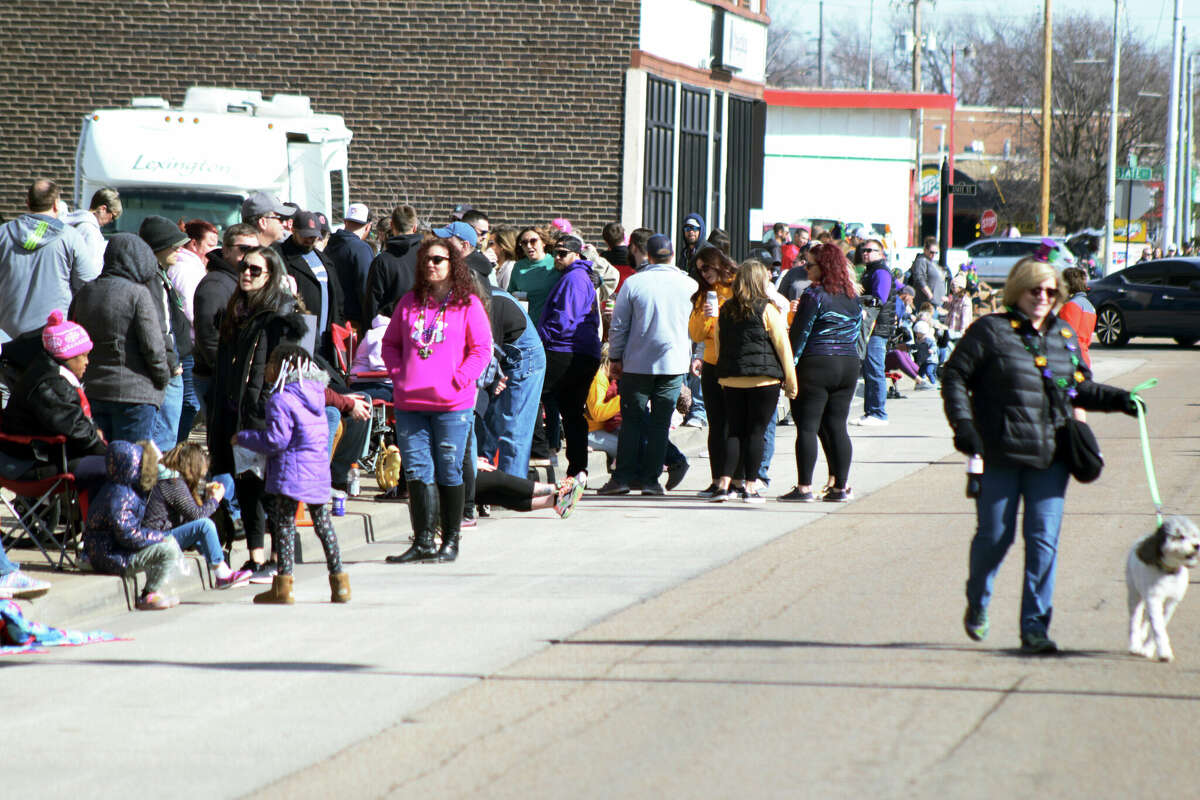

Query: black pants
left=721, top=384, right=780, bottom=483
left=789, top=355, right=859, bottom=488
left=234, top=473, right=272, bottom=554
left=475, top=469, right=540, bottom=511
left=701, top=362, right=731, bottom=481
left=542, top=350, right=600, bottom=476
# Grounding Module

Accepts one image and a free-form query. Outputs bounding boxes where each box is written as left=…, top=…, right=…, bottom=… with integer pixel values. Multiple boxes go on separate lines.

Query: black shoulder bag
left=1044, top=375, right=1103, bottom=483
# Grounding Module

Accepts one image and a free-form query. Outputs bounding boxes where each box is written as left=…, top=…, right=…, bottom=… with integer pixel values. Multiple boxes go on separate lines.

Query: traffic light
left=974, top=223, right=981, bottom=238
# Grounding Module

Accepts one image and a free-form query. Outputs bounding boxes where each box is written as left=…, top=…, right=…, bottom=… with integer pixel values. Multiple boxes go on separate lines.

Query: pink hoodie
left=381, top=292, right=492, bottom=412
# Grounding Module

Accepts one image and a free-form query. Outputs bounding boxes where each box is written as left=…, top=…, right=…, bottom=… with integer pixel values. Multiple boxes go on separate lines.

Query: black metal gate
left=643, top=76, right=676, bottom=237
left=725, top=97, right=753, bottom=260
left=711, top=93, right=724, bottom=232
left=676, top=85, right=710, bottom=242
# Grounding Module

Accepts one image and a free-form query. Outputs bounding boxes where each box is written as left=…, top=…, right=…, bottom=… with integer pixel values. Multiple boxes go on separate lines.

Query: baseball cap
left=292, top=210, right=321, bottom=238
left=345, top=203, right=369, bottom=224
left=241, top=191, right=294, bottom=222
left=646, top=234, right=673, bottom=259
left=555, top=234, right=584, bottom=255
left=432, top=220, right=478, bottom=248
left=450, top=203, right=474, bottom=221
left=315, top=211, right=330, bottom=237
left=683, top=220, right=701, bottom=231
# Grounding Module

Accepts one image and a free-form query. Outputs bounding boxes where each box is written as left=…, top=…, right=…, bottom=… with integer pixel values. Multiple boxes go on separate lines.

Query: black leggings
left=234, top=473, right=271, bottom=554
left=790, top=355, right=859, bottom=488
left=701, top=362, right=731, bottom=481
left=543, top=350, right=600, bottom=476
left=721, top=384, right=780, bottom=482
left=266, top=495, right=342, bottom=576
left=475, top=469, right=550, bottom=511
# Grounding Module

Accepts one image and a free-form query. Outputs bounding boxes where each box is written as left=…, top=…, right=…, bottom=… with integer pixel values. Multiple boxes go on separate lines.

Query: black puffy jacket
left=942, top=310, right=1129, bottom=469
left=1, top=351, right=106, bottom=465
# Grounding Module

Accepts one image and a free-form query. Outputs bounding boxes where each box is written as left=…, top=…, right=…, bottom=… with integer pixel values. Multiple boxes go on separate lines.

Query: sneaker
left=641, top=482, right=665, bottom=497
left=461, top=517, right=478, bottom=530
left=135, top=591, right=173, bottom=611
left=555, top=479, right=586, bottom=519
left=665, top=462, right=689, bottom=491
left=963, top=605, right=989, bottom=641
left=248, top=561, right=278, bottom=585
left=778, top=487, right=817, bottom=503
left=681, top=417, right=705, bottom=428
left=733, top=486, right=749, bottom=502
left=1020, top=631, right=1058, bottom=655
left=596, top=480, right=631, bottom=496
left=852, top=415, right=889, bottom=427
left=215, top=569, right=252, bottom=590
left=572, top=471, right=588, bottom=490
left=477, top=504, right=491, bottom=518
left=823, top=487, right=853, bottom=503
left=708, top=489, right=733, bottom=503
left=915, top=382, right=938, bottom=391
left=0, top=570, right=52, bottom=600
left=743, top=490, right=766, bottom=504
left=696, top=484, right=721, bottom=498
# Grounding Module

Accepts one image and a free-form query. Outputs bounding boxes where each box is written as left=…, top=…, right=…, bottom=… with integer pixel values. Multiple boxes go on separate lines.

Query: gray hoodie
left=0, top=213, right=97, bottom=342
left=61, top=208, right=108, bottom=272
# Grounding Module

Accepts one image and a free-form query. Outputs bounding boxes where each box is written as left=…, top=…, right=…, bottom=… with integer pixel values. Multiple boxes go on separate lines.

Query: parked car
left=1088, top=258, right=1200, bottom=347
left=963, top=236, right=1076, bottom=283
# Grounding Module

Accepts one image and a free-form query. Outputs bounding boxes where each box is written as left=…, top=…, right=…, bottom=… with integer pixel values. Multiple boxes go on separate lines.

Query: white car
left=963, top=237, right=1076, bottom=284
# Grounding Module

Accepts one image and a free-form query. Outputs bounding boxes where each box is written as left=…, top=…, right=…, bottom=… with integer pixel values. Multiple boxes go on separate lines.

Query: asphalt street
left=5, top=345, right=1196, bottom=799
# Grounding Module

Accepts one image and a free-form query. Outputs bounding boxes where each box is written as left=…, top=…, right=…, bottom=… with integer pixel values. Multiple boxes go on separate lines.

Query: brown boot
left=329, top=572, right=351, bottom=603
left=253, top=574, right=294, bottom=605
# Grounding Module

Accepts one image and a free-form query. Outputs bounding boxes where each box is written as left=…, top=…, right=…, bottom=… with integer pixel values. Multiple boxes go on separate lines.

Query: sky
left=769, top=0, right=1197, bottom=50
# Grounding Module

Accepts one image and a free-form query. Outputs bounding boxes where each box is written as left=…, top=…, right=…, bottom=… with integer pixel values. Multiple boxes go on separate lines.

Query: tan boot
left=329, top=571, right=351, bottom=603
left=253, top=574, right=294, bottom=605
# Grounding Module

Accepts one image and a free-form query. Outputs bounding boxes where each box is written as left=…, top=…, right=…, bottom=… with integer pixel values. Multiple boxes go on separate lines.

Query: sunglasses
left=553, top=249, right=572, bottom=258
left=1028, top=287, right=1057, bottom=298
left=862, top=248, right=881, bottom=254
left=684, top=225, right=700, bottom=231
left=519, top=237, right=541, bottom=247
left=234, top=244, right=257, bottom=253
left=425, top=255, right=450, bottom=266
left=240, top=264, right=265, bottom=278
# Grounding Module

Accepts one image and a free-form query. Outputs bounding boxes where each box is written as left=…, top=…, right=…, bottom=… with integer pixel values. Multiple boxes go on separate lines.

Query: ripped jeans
left=393, top=409, right=473, bottom=486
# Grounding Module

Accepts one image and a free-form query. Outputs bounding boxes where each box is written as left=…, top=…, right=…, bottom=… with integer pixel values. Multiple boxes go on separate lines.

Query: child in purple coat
left=234, top=344, right=349, bottom=604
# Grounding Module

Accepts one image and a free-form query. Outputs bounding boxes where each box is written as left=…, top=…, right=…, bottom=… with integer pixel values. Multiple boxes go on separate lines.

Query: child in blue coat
left=234, top=344, right=349, bottom=605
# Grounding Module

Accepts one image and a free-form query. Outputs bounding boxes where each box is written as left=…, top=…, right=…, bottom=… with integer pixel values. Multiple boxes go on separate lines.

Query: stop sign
left=980, top=209, right=998, bottom=236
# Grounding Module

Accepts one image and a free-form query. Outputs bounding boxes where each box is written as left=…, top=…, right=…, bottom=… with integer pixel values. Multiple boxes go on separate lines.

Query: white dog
left=1126, top=516, right=1200, bottom=662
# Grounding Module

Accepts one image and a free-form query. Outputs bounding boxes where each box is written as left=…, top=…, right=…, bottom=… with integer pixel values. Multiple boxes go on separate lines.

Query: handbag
left=1044, top=377, right=1103, bottom=482
left=855, top=297, right=882, bottom=360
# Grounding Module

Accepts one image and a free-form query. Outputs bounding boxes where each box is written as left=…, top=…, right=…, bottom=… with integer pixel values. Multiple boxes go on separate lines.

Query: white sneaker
left=854, top=415, right=889, bottom=427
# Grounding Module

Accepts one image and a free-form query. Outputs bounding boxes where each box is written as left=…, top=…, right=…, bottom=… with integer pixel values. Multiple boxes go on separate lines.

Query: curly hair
left=412, top=237, right=476, bottom=307
left=690, top=246, right=739, bottom=304
left=810, top=243, right=858, bottom=298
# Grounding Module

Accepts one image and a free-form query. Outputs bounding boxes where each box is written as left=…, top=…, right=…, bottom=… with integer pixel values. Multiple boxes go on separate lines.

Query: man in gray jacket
left=598, top=234, right=698, bottom=496
left=909, top=236, right=946, bottom=310
left=0, top=178, right=96, bottom=366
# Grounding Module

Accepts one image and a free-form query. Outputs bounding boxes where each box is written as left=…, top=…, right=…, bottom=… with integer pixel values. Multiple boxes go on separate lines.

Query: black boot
left=434, top=483, right=464, bottom=563
left=386, top=482, right=439, bottom=563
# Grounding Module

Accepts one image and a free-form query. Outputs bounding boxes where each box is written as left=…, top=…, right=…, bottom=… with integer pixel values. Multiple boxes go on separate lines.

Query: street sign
left=949, top=183, right=977, bottom=196
left=1114, top=183, right=1154, bottom=219
left=1115, top=166, right=1153, bottom=181
left=980, top=209, right=998, bottom=236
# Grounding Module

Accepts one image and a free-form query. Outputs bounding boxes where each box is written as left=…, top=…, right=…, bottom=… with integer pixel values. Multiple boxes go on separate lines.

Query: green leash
left=1128, top=378, right=1161, bottom=525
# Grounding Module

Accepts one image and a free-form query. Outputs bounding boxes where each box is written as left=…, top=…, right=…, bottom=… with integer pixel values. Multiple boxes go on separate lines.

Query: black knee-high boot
left=435, top=483, right=465, bottom=563
left=386, top=482, right=439, bottom=564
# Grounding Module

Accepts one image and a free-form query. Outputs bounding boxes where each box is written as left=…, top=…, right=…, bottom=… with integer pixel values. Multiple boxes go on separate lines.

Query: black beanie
left=138, top=215, right=189, bottom=253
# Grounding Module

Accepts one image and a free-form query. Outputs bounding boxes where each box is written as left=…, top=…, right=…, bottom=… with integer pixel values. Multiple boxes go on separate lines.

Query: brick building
left=0, top=0, right=769, bottom=251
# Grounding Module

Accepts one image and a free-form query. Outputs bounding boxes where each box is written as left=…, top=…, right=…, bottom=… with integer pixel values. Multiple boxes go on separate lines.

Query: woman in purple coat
left=234, top=344, right=349, bottom=604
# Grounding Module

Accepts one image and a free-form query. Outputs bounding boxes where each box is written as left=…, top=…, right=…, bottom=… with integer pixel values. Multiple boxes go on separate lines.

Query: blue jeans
left=325, top=406, right=341, bottom=457
left=194, top=374, right=212, bottom=419
left=862, top=334, right=887, bottom=420
left=91, top=400, right=158, bottom=444
left=178, top=355, right=201, bottom=445
left=684, top=368, right=707, bottom=424
left=966, top=461, right=1070, bottom=636
left=919, top=361, right=939, bottom=384
left=394, top=409, right=473, bottom=486
left=211, top=472, right=241, bottom=521
left=484, top=326, right=546, bottom=478
left=169, top=517, right=223, bottom=566
left=615, top=373, right=683, bottom=486
left=152, top=373, right=184, bottom=453
left=758, top=407, right=778, bottom=482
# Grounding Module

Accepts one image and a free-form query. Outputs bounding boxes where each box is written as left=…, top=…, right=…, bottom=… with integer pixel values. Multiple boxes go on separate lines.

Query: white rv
left=74, top=87, right=352, bottom=233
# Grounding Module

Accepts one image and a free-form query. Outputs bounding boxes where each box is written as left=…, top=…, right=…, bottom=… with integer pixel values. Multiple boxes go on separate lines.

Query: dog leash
left=1128, top=378, right=1162, bottom=526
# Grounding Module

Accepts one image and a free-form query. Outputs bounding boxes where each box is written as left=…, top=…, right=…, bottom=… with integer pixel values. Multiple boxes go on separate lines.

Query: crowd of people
left=0, top=178, right=1142, bottom=652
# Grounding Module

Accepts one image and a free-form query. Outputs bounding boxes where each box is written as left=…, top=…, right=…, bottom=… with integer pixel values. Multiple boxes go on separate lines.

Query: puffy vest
left=716, top=298, right=784, bottom=381
left=863, top=262, right=898, bottom=340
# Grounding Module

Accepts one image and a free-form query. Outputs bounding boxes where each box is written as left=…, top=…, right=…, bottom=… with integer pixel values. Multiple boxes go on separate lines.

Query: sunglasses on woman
left=425, top=255, right=450, bottom=266
left=519, top=237, right=541, bottom=247
left=240, top=264, right=265, bottom=278
left=1028, top=287, right=1057, bottom=298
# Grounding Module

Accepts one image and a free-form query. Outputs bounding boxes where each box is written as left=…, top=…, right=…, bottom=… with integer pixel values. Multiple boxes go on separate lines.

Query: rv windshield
left=101, top=189, right=243, bottom=236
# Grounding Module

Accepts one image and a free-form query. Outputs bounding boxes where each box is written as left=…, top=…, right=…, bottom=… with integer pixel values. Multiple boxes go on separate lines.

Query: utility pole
left=1102, top=0, right=1121, bottom=275
left=1175, top=29, right=1188, bottom=242
left=1039, top=0, right=1053, bottom=236
left=1163, top=0, right=1183, bottom=250
left=1187, top=56, right=1196, bottom=244
left=818, top=1, right=825, bottom=88
left=866, top=0, right=875, bottom=91
left=913, top=0, right=924, bottom=246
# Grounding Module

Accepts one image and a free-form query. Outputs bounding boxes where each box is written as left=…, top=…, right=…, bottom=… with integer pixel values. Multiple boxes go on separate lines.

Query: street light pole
left=1103, top=0, right=1121, bottom=275
left=1040, top=0, right=1053, bottom=236
left=933, top=124, right=946, bottom=246
left=1187, top=56, right=1196, bottom=244
left=1175, top=30, right=1188, bottom=242
left=1162, top=0, right=1183, bottom=249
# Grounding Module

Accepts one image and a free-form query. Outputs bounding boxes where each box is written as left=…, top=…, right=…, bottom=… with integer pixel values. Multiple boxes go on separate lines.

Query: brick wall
left=0, top=0, right=640, bottom=241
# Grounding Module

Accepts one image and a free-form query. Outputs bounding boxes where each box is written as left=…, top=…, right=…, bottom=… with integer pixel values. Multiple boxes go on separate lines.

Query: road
left=4, top=345, right=1197, bottom=799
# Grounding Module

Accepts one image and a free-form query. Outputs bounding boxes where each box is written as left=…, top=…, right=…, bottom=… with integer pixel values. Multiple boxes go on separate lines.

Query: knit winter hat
left=42, top=310, right=93, bottom=360
left=138, top=215, right=189, bottom=253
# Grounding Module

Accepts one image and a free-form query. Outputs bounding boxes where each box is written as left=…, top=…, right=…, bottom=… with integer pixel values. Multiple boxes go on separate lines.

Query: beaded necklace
left=1007, top=311, right=1086, bottom=400
left=411, top=291, right=453, bottom=359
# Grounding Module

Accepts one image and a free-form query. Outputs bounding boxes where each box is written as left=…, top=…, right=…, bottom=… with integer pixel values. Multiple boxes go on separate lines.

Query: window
left=1164, top=263, right=1200, bottom=289
left=1120, top=264, right=1164, bottom=285
left=967, top=241, right=996, bottom=258
left=996, top=241, right=1039, bottom=258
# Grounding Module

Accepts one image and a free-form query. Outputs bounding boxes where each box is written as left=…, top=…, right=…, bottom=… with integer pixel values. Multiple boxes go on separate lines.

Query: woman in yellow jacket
left=687, top=247, right=739, bottom=497
left=585, top=349, right=622, bottom=471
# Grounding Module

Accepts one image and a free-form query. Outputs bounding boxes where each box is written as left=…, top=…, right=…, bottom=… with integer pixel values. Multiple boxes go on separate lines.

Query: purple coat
left=236, top=378, right=331, bottom=504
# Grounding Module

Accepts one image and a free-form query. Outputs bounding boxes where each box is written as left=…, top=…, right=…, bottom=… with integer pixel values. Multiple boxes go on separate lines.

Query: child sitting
left=83, top=440, right=184, bottom=610
left=234, top=344, right=349, bottom=605
left=143, top=443, right=252, bottom=590
left=911, top=321, right=940, bottom=389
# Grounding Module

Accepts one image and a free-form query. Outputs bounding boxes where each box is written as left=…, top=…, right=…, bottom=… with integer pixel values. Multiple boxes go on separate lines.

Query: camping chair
left=0, top=424, right=81, bottom=570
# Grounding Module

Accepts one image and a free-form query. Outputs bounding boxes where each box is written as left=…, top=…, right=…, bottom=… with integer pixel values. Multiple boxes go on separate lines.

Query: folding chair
left=0, top=425, right=81, bottom=570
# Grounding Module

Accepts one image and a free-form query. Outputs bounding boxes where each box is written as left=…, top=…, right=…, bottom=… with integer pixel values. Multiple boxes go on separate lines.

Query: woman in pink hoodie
left=381, top=237, right=492, bottom=565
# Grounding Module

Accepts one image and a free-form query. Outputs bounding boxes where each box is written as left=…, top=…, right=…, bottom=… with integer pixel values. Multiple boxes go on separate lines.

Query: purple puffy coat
left=235, top=378, right=331, bottom=504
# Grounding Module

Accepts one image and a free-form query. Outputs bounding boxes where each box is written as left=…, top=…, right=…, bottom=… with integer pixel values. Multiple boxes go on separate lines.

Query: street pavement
left=6, top=345, right=1198, bottom=799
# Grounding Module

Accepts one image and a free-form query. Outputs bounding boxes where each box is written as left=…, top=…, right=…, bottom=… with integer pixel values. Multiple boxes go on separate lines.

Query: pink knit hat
left=42, top=310, right=93, bottom=360
left=550, top=217, right=573, bottom=235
